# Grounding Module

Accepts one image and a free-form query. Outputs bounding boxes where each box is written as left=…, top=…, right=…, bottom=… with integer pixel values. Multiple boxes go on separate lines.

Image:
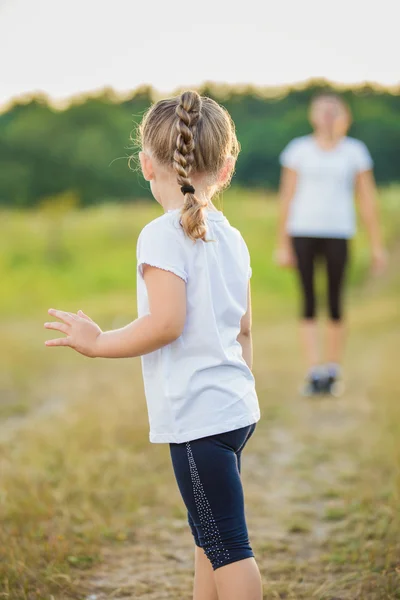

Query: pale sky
left=0, top=0, right=399, bottom=108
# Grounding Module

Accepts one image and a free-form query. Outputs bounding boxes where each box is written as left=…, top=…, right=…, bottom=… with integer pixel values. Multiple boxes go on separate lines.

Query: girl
left=44, top=91, right=263, bottom=600
left=276, top=92, right=387, bottom=396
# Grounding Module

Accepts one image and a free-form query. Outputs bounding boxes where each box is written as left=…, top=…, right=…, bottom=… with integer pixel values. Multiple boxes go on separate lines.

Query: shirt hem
left=288, top=230, right=354, bottom=239
left=149, top=410, right=261, bottom=444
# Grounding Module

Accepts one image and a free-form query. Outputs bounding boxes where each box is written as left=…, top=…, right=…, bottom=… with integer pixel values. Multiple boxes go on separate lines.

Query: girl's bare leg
left=193, top=546, right=219, bottom=600
left=214, top=557, right=263, bottom=600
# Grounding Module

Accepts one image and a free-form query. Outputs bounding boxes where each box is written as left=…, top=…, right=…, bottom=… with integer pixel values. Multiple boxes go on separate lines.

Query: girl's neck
left=158, top=182, right=215, bottom=213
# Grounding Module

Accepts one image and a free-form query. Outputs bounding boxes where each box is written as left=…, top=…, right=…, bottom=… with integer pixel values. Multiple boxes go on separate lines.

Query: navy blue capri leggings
left=169, top=422, right=257, bottom=570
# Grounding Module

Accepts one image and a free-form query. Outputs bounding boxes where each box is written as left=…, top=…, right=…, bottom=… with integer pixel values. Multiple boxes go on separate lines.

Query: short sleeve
left=353, top=140, right=373, bottom=173
left=240, top=235, right=252, bottom=279
left=279, top=138, right=303, bottom=170
left=137, top=220, right=188, bottom=282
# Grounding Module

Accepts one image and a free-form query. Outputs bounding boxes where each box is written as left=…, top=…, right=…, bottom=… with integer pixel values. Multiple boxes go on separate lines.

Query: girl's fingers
left=45, top=336, right=72, bottom=347
left=44, top=322, right=70, bottom=334
left=78, top=310, right=93, bottom=322
left=67, top=312, right=79, bottom=320
left=48, top=308, right=74, bottom=324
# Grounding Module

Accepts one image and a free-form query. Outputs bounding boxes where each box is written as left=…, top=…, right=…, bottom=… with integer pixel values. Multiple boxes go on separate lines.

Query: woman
left=276, top=92, right=387, bottom=396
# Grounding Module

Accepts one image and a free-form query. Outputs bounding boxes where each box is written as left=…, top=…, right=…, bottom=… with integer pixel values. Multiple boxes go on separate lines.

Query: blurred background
left=0, top=1, right=399, bottom=599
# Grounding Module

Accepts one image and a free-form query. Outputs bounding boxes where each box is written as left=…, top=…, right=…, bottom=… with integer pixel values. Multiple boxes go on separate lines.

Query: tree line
left=0, top=80, right=399, bottom=207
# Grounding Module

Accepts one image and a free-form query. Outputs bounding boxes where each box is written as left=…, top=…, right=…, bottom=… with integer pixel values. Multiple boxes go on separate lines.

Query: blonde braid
left=173, top=91, right=207, bottom=241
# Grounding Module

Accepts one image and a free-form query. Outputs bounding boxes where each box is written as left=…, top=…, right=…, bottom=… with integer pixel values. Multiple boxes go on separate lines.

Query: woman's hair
left=138, top=90, right=239, bottom=241
left=309, top=91, right=352, bottom=120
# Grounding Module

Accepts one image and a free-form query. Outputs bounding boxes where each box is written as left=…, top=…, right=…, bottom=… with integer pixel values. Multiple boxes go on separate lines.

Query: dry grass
left=0, top=190, right=399, bottom=599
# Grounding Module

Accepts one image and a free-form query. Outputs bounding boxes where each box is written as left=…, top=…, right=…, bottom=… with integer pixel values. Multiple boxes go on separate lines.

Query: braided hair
left=139, top=90, right=239, bottom=241
left=173, top=91, right=207, bottom=240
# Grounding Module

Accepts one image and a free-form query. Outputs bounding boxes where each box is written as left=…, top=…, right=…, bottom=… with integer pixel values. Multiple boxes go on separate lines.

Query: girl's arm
left=355, top=170, right=388, bottom=274
left=237, top=282, right=253, bottom=370
left=44, top=266, right=187, bottom=358
left=276, top=166, right=297, bottom=268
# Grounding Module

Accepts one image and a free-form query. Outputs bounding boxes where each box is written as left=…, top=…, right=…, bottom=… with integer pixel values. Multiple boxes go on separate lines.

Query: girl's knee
left=209, top=547, right=255, bottom=570
left=199, top=529, right=255, bottom=570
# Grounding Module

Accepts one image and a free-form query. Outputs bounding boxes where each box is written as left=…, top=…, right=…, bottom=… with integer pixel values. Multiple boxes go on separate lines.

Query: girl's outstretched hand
left=44, top=309, right=102, bottom=357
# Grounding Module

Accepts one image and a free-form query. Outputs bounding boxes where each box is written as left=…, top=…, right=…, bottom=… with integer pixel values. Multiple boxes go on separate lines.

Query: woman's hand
left=44, top=309, right=102, bottom=357
left=371, top=246, right=388, bottom=275
left=274, top=244, right=296, bottom=268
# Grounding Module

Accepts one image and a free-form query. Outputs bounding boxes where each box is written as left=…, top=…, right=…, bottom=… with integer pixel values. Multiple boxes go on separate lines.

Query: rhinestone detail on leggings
left=186, top=442, right=230, bottom=567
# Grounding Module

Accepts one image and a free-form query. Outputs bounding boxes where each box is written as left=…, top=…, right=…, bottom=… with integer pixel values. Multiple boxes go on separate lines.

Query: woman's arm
left=355, top=170, right=388, bottom=274
left=276, top=166, right=297, bottom=268
left=237, top=282, right=253, bottom=370
left=44, top=266, right=187, bottom=358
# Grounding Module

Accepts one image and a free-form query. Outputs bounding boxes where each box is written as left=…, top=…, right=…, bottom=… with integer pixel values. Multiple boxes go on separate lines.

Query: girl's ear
left=217, top=156, right=235, bottom=186
left=139, top=151, right=155, bottom=181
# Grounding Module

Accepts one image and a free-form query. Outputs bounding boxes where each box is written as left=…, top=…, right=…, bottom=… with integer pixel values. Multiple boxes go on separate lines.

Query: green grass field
left=0, top=187, right=399, bottom=599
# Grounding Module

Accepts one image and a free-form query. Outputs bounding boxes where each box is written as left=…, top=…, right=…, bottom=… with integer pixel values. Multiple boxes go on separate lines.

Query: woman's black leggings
left=291, top=237, right=349, bottom=321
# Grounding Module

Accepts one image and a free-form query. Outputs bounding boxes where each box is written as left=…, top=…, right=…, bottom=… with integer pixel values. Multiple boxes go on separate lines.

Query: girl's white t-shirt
left=136, top=208, right=260, bottom=444
left=279, top=135, right=373, bottom=238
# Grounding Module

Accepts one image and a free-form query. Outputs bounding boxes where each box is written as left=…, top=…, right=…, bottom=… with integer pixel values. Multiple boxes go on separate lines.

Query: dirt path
left=78, top=313, right=393, bottom=600
left=2, top=253, right=398, bottom=599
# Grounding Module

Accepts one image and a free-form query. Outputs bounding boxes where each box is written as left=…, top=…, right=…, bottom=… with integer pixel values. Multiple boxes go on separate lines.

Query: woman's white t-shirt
left=136, top=208, right=260, bottom=444
left=279, top=135, right=373, bottom=238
